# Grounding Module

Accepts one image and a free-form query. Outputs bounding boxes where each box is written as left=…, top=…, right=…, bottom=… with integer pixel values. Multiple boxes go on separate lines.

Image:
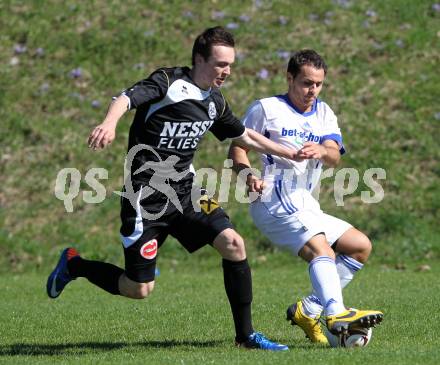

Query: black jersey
left=121, top=66, right=245, bottom=184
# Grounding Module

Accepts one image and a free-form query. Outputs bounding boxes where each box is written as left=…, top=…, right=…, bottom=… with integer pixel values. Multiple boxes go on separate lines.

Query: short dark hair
left=287, top=49, right=328, bottom=78
left=192, top=26, right=235, bottom=65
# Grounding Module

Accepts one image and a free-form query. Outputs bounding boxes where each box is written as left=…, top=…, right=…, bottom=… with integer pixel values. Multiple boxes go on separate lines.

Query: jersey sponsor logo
left=158, top=120, right=214, bottom=150
left=281, top=127, right=322, bottom=144
left=140, top=239, right=158, bottom=260
left=208, top=101, right=217, bottom=119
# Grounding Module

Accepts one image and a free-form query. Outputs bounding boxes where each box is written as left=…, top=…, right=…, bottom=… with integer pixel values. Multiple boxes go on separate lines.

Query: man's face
left=288, top=65, right=325, bottom=112
left=195, top=45, right=235, bottom=89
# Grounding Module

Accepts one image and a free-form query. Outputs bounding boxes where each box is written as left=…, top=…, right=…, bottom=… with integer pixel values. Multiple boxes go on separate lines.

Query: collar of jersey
left=185, top=66, right=212, bottom=95
left=278, top=94, right=318, bottom=117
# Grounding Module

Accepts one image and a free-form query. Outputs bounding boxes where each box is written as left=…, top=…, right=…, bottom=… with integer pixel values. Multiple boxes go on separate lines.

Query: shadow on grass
left=0, top=340, right=224, bottom=356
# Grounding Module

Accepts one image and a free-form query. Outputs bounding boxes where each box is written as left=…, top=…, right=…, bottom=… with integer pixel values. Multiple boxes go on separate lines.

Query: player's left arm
left=233, top=128, right=299, bottom=160
left=212, top=97, right=298, bottom=160
left=296, top=139, right=341, bottom=167
left=228, top=142, right=265, bottom=194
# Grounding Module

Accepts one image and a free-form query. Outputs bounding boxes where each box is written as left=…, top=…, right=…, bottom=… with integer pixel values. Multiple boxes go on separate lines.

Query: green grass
left=1, top=256, right=439, bottom=364
left=1, top=1, right=439, bottom=361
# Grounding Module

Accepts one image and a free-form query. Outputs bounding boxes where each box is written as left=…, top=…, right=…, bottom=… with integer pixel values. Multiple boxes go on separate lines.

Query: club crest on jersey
left=208, top=102, right=217, bottom=119
left=140, top=239, right=158, bottom=260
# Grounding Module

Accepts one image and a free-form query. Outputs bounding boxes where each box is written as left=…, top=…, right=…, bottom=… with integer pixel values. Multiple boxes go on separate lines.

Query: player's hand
left=287, top=147, right=305, bottom=162
left=246, top=174, right=265, bottom=195
left=293, top=148, right=305, bottom=162
left=87, top=121, right=116, bottom=150
left=296, top=142, right=327, bottom=160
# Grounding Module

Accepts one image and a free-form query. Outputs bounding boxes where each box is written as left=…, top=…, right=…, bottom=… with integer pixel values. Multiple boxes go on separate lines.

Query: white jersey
left=243, top=95, right=344, bottom=192
left=242, top=95, right=350, bottom=255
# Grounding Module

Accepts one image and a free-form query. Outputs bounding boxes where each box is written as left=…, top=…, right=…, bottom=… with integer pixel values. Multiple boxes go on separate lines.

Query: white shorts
left=250, top=182, right=352, bottom=256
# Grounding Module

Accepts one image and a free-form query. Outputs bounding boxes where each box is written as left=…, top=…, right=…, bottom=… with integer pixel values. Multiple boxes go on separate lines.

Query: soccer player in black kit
left=47, top=27, right=297, bottom=351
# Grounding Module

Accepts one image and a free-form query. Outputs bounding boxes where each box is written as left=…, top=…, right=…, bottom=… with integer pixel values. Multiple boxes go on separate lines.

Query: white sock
left=336, top=254, right=363, bottom=289
left=308, top=256, right=345, bottom=316
left=301, top=294, right=323, bottom=318
left=302, top=254, right=363, bottom=317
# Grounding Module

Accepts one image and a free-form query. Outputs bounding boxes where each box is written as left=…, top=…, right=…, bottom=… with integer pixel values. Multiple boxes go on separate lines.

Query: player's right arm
left=88, top=95, right=130, bottom=150
left=88, top=69, right=168, bottom=150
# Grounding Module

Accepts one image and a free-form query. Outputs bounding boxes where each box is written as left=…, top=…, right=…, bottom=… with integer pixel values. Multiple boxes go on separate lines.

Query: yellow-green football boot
left=286, top=301, right=328, bottom=344
left=326, top=308, right=383, bottom=335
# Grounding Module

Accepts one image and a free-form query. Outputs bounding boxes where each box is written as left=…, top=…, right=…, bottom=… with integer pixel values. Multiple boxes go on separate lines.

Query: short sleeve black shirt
left=121, top=67, right=244, bottom=183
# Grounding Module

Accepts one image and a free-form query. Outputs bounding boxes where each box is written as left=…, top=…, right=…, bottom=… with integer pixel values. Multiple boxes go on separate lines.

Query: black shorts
left=120, top=183, right=233, bottom=283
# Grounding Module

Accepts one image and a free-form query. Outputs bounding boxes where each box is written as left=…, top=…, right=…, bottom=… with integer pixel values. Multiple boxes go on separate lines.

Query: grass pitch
left=1, top=1, right=439, bottom=364
left=1, top=256, right=439, bottom=365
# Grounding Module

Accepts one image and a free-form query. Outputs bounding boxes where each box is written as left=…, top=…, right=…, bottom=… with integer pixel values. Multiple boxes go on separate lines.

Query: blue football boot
left=46, top=247, right=79, bottom=299
left=236, top=332, right=289, bottom=351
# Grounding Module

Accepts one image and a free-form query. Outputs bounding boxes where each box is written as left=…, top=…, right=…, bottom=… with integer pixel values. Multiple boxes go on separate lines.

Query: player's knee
left=121, top=280, right=155, bottom=299
left=357, top=235, right=372, bottom=263
left=336, top=229, right=372, bottom=263
left=214, top=229, right=246, bottom=261
left=132, top=282, right=155, bottom=299
left=232, top=235, right=246, bottom=257
left=306, top=246, right=336, bottom=262
left=225, top=235, right=246, bottom=259
left=300, top=236, right=336, bottom=262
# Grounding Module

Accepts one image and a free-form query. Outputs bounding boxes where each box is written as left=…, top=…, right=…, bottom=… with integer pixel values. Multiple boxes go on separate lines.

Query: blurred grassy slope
left=0, top=0, right=439, bottom=272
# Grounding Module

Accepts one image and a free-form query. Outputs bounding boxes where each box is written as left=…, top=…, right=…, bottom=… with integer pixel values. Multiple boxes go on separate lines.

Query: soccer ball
left=325, top=327, right=373, bottom=348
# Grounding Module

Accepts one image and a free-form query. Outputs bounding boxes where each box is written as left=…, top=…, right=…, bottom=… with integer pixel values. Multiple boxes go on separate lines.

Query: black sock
left=67, top=256, right=123, bottom=295
left=222, top=258, right=254, bottom=343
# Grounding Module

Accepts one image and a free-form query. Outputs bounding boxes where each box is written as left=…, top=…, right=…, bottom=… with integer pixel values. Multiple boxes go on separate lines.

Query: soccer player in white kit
left=229, top=50, right=383, bottom=343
